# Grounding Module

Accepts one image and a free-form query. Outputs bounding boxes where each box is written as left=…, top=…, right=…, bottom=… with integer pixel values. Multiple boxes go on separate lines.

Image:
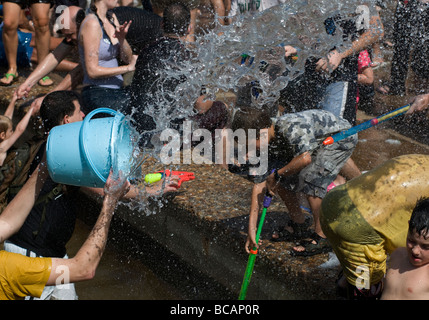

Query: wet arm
left=245, top=181, right=266, bottom=252
left=4, top=92, right=18, bottom=119
left=48, top=193, right=117, bottom=283
left=318, top=7, right=384, bottom=72
left=16, top=42, right=73, bottom=98
left=81, top=17, right=133, bottom=79
left=265, top=152, right=312, bottom=194
left=358, top=66, right=374, bottom=85
left=47, top=172, right=129, bottom=284
left=211, top=0, right=226, bottom=25
left=81, top=176, right=180, bottom=200
left=339, top=10, right=384, bottom=60
left=112, top=16, right=134, bottom=64
left=0, top=107, right=35, bottom=157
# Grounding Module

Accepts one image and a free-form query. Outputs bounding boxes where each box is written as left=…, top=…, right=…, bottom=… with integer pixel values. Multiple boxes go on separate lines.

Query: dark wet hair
left=409, top=197, right=429, bottom=239
left=163, top=3, right=190, bottom=36
left=231, top=107, right=272, bottom=136
left=40, top=90, right=82, bottom=132
left=75, top=8, right=86, bottom=31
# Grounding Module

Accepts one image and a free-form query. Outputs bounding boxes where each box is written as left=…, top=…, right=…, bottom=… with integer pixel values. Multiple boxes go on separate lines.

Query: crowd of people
left=0, top=0, right=428, bottom=301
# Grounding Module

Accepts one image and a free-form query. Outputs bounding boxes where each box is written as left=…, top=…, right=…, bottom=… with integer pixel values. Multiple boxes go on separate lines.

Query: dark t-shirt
left=8, top=144, right=78, bottom=258
left=111, top=6, right=162, bottom=54
left=127, top=36, right=190, bottom=132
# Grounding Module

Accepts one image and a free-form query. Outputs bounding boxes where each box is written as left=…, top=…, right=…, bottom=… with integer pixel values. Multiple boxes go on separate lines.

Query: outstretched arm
left=4, top=91, right=18, bottom=119
left=47, top=170, right=130, bottom=285
left=81, top=174, right=180, bottom=200
left=28, top=65, right=84, bottom=115
left=0, top=105, right=35, bottom=167
left=16, top=42, right=74, bottom=99
left=317, top=4, right=384, bottom=72
left=245, top=181, right=266, bottom=253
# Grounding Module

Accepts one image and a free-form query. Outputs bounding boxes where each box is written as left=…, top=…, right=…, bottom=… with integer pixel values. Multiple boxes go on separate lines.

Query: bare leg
left=277, top=187, right=306, bottom=225
left=31, top=2, right=53, bottom=86
left=1, top=2, right=21, bottom=85
left=292, top=195, right=325, bottom=253
left=271, top=187, right=308, bottom=240
left=340, top=158, right=361, bottom=180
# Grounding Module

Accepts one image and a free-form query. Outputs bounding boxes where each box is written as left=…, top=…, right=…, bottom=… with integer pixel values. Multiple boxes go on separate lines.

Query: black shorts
left=1, top=0, right=54, bottom=9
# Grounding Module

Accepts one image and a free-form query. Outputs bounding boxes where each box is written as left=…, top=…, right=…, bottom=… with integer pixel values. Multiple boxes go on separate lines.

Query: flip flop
left=0, top=73, right=19, bottom=86
left=38, top=76, right=54, bottom=87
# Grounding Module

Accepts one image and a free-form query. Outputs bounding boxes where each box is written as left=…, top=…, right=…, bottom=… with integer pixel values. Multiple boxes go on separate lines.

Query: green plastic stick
left=239, top=193, right=272, bottom=300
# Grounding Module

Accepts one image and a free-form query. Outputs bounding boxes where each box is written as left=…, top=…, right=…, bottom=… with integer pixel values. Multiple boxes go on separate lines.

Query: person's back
left=130, top=36, right=190, bottom=103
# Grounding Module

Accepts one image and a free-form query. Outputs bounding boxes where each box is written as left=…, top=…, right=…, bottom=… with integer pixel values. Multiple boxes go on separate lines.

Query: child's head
left=407, top=197, right=429, bottom=267
left=231, top=107, right=273, bottom=150
left=231, top=107, right=272, bottom=134
left=0, top=115, right=13, bottom=141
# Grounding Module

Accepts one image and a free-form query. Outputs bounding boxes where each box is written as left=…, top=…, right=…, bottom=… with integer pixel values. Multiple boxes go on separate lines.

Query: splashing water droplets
left=127, top=0, right=378, bottom=210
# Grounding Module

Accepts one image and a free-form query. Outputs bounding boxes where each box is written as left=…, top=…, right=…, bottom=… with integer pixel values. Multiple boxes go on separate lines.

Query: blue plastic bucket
left=46, top=108, right=139, bottom=187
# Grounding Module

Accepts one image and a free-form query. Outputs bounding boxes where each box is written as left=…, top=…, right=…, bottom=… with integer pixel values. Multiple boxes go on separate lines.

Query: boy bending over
left=231, top=108, right=357, bottom=256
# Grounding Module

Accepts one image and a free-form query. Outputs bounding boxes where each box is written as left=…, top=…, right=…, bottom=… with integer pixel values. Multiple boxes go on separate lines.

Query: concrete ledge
left=74, top=118, right=429, bottom=300
left=79, top=162, right=340, bottom=300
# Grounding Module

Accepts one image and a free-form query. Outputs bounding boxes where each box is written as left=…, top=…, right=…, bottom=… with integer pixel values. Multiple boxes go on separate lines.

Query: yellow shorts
left=321, top=154, right=429, bottom=287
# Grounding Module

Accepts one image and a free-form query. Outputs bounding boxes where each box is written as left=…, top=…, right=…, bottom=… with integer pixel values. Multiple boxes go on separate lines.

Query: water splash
left=126, top=0, right=380, bottom=211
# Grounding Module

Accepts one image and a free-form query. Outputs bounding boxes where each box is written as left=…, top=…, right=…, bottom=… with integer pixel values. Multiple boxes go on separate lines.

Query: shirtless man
left=381, top=197, right=429, bottom=300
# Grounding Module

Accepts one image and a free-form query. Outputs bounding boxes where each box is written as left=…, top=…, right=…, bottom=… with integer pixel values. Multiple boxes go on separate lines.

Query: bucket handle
left=80, top=107, right=118, bottom=184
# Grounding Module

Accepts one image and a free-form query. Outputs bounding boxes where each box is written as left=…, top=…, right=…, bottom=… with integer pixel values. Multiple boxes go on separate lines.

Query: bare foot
left=0, top=70, right=18, bottom=86
left=38, top=76, right=53, bottom=87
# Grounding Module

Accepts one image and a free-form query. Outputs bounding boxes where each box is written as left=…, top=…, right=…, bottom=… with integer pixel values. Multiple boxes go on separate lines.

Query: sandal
left=290, top=232, right=332, bottom=257
left=0, top=73, right=19, bottom=86
left=38, top=76, right=53, bottom=87
left=271, top=216, right=311, bottom=242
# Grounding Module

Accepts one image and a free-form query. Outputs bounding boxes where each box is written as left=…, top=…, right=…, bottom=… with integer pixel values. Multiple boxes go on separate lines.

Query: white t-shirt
left=229, top=0, right=286, bottom=16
